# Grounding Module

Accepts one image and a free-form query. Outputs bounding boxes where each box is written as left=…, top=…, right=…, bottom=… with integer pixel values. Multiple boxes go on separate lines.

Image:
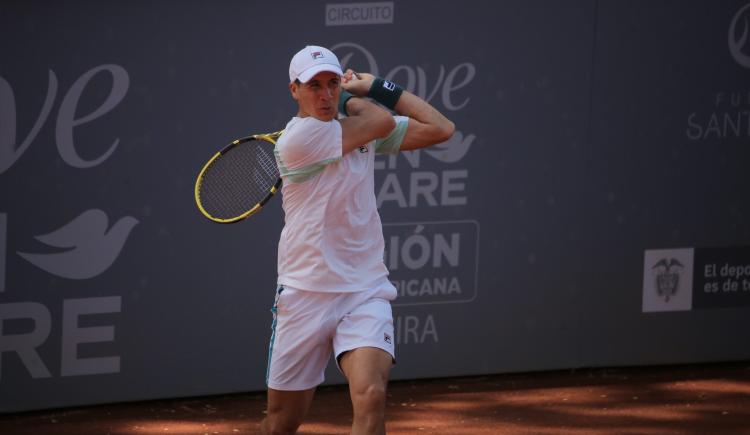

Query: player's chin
left=314, top=108, right=336, bottom=122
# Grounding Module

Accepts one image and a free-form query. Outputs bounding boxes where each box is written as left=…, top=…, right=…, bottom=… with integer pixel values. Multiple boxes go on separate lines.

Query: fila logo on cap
left=289, top=45, right=343, bottom=83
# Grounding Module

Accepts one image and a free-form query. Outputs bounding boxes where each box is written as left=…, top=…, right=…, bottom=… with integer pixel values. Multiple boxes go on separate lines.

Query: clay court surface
left=2, top=362, right=749, bottom=434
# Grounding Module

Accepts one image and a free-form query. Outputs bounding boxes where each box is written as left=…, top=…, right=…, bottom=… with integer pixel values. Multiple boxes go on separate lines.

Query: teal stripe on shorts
left=266, top=286, right=284, bottom=385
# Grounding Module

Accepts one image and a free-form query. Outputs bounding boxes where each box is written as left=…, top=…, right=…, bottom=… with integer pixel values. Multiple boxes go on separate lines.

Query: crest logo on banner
left=729, top=3, right=750, bottom=68
left=652, top=258, right=684, bottom=303
left=642, top=248, right=694, bottom=312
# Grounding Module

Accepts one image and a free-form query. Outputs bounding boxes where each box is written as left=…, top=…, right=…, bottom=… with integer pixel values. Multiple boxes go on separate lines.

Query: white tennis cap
left=289, top=45, right=343, bottom=83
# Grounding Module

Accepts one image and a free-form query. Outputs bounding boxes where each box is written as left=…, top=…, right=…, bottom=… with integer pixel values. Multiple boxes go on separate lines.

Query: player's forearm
left=339, top=97, right=395, bottom=154
left=344, top=97, right=395, bottom=138
left=341, top=70, right=455, bottom=148
left=393, top=91, right=455, bottom=143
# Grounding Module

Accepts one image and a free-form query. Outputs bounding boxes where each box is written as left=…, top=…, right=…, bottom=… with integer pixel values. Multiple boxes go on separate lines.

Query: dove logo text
left=0, top=297, right=121, bottom=381
left=377, top=170, right=467, bottom=208
left=331, top=42, right=475, bottom=110
left=0, top=64, right=130, bottom=175
left=374, top=132, right=474, bottom=208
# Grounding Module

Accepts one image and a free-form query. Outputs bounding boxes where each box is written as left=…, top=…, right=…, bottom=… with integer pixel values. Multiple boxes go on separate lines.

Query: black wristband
left=368, top=78, right=403, bottom=110
left=338, top=90, right=355, bottom=116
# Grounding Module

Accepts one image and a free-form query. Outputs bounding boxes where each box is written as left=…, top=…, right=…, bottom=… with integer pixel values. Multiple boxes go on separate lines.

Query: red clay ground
left=2, top=362, right=750, bottom=434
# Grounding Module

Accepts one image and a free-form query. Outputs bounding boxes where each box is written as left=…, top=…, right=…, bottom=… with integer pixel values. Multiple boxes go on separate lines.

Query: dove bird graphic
left=18, top=209, right=139, bottom=280
left=423, top=130, right=474, bottom=163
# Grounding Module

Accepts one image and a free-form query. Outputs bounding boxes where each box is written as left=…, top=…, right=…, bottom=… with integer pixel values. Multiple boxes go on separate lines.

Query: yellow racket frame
left=194, top=130, right=284, bottom=223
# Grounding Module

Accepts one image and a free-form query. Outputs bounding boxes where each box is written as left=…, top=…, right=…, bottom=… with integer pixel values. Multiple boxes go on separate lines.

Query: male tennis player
left=261, top=45, right=454, bottom=435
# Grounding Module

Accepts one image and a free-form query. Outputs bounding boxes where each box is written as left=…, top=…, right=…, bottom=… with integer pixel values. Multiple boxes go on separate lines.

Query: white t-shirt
left=274, top=115, right=409, bottom=292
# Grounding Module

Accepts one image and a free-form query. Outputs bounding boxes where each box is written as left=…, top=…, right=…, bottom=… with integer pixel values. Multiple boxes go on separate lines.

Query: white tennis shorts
left=266, top=278, right=397, bottom=391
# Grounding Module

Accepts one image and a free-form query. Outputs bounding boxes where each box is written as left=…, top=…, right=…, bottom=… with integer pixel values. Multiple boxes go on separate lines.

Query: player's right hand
left=342, top=69, right=375, bottom=97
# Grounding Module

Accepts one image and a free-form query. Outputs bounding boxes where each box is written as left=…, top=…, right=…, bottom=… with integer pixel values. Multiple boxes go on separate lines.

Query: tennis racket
left=194, top=130, right=283, bottom=223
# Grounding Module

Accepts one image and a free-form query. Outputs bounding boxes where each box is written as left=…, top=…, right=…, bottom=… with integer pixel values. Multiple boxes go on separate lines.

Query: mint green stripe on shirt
left=375, top=117, right=409, bottom=155
left=274, top=148, right=341, bottom=184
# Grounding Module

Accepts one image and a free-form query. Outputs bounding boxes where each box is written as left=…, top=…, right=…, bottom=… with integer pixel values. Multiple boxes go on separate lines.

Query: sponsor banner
left=693, top=246, right=750, bottom=309
left=643, top=246, right=750, bottom=312
left=394, top=312, right=439, bottom=345
left=0, top=63, right=137, bottom=391
left=384, top=220, right=479, bottom=307
left=325, top=2, right=394, bottom=26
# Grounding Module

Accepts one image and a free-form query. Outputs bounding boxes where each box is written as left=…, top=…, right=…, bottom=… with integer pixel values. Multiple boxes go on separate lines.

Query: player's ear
left=289, top=81, right=299, bottom=101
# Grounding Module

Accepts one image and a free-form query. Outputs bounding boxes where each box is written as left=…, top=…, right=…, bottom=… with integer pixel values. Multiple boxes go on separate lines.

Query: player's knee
left=262, top=418, right=300, bottom=435
left=352, top=382, right=387, bottom=412
left=261, top=410, right=304, bottom=435
left=266, top=427, right=297, bottom=435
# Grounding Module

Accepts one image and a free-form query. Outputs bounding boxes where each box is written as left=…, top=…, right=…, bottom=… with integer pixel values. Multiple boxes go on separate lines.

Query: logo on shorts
left=384, top=333, right=392, bottom=344
left=311, top=51, right=324, bottom=59
left=358, top=145, right=369, bottom=153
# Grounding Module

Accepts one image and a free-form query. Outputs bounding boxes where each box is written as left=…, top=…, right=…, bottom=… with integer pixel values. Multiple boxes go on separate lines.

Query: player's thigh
left=265, top=387, right=316, bottom=431
left=339, top=347, right=393, bottom=396
left=267, top=287, right=334, bottom=390
left=333, top=284, right=396, bottom=368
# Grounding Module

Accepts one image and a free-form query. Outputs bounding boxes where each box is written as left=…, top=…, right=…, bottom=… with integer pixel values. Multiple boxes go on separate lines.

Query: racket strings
left=199, top=139, right=279, bottom=219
